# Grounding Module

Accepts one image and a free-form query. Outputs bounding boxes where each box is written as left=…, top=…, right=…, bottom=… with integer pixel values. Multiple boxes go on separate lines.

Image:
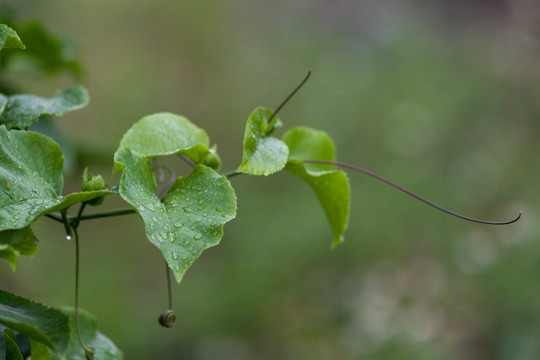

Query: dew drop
left=66, top=235, right=72, bottom=240
left=198, top=200, right=203, bottom=205
left=196, top=217, right=202, bottom=222
left=183, top=207, right=193, bottom=213
left=194, top=233, right=202, bottom=240
left=215, top=207, right=223, bottom=212
left=184, top=240, right=191, bottom=245
left=172, top=253, right=179, bottom=260
left=174, top=222, right=183, bottom=228
left=145, top=204, right=155, bottom=211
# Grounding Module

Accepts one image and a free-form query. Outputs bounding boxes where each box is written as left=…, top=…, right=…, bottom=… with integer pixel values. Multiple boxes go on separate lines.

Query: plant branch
left=303, top=159, right=521, bottom=225
left=47, top=208, right=136, bottom=223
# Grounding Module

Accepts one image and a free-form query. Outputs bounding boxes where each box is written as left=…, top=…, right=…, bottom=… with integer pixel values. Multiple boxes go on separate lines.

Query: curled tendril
left=84, top=346, right=96, bottom=360
left=152, top=163, right=177, bottom=198
left=159, top=309, right=176, bottom=328
left=303, top=159, right=521, bottom=225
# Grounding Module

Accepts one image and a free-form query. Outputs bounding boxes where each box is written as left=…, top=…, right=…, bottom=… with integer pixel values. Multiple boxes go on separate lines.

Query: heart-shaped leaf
left=115, top=148, right=236, bottom=283
left=0, top=85, right=89, bottom=128
left=238, top=107, right=289, bottom=176
left=283, top=127, right=350, bottom=246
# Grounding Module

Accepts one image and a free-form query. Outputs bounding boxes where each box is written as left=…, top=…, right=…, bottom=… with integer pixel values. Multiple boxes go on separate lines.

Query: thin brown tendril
left=267, top=70, right=311, bottom=126
left=303, top=159, right=521, bottom=225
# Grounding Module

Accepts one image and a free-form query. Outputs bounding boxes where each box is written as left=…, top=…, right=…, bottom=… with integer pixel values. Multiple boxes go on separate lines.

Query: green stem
left=47, top=208, right=136, bottom=223
left=60, top=210, right=73, bottom=239
left=223, top=171, right=242, bottom=178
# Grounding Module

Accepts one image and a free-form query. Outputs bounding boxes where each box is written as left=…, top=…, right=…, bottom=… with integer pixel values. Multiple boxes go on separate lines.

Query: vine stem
left=46, top=208, right=136, bottom=223
left=303, top=159, right=521, bottom=225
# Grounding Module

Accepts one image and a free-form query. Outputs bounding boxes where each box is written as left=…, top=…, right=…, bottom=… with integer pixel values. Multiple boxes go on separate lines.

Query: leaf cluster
left=0, top=23, right=351, bottom=359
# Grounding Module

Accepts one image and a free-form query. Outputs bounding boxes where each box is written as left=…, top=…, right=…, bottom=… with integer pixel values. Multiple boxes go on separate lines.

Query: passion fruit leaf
left=0, top=126, right=116, bottom=232
left=0, top=227, right=38, bottom=271
left=0, top=85, right=88, bottom=128
left=0, top=24, right=25, bottom=51
left=0, top=290, right=70, bottom=352
left=283, top=127, right=350, bottom=246
left=119, top=112, right=213, bottom=165
left=238, top=107, right=289, bottom=176
left=114, top=148, right=236, bottom=283
left=29, top=340, right=50, bottom=360
left=42, top=308, right=122, bottom=360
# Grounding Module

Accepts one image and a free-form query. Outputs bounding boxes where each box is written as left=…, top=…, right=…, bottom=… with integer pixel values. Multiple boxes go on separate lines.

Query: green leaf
left=3, top=329, right=24, bottom=360
left=0, top=227, right=38, bottom=271
left=0, top=126, right=116, bottom=232
left=0, top=290, right=70, bottom=352
left=0, top=24, right=25, bottom=51
left=114, top=148, right=236, bottom=283
left=238, top=107, right=289, bottom=176
left=119, top=112, right=211, bottom=164
left=283, top=127, right=350, bottom=246
left=30, top=340, right=51, bottom=360
left=43, top=308, right=122, bottom=360
left=0, top=85, right=89, bottom=128
left=0, top=21, right=81, bottom=78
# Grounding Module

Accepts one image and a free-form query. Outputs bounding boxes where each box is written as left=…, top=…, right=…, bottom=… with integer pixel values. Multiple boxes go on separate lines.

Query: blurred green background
left=1, top=0, right=539, bottom=359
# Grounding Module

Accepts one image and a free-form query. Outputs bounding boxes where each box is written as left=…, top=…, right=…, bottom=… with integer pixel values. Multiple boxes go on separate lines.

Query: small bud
left=82, top=168, right=107, bottom=206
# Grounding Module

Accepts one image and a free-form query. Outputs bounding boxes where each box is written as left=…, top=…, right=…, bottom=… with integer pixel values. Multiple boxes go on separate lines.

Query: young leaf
left=0, top=290, right=70, bottom=352
left=0, top=227, right=38, bottom=271
left=81, top=168, right=107, bottom=206
left=0, top=85, right=89, bottom=128
left=0, top=24, right=25, bottom=52
left=238, top=107, right=289, bottom=176
left=0, top=126, right=116, bottom=233
left=119, top=112, right=212, bottom=164
left=114, top=147, right=236, bottom=283
left=283, top=127, right=350, bottom=246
